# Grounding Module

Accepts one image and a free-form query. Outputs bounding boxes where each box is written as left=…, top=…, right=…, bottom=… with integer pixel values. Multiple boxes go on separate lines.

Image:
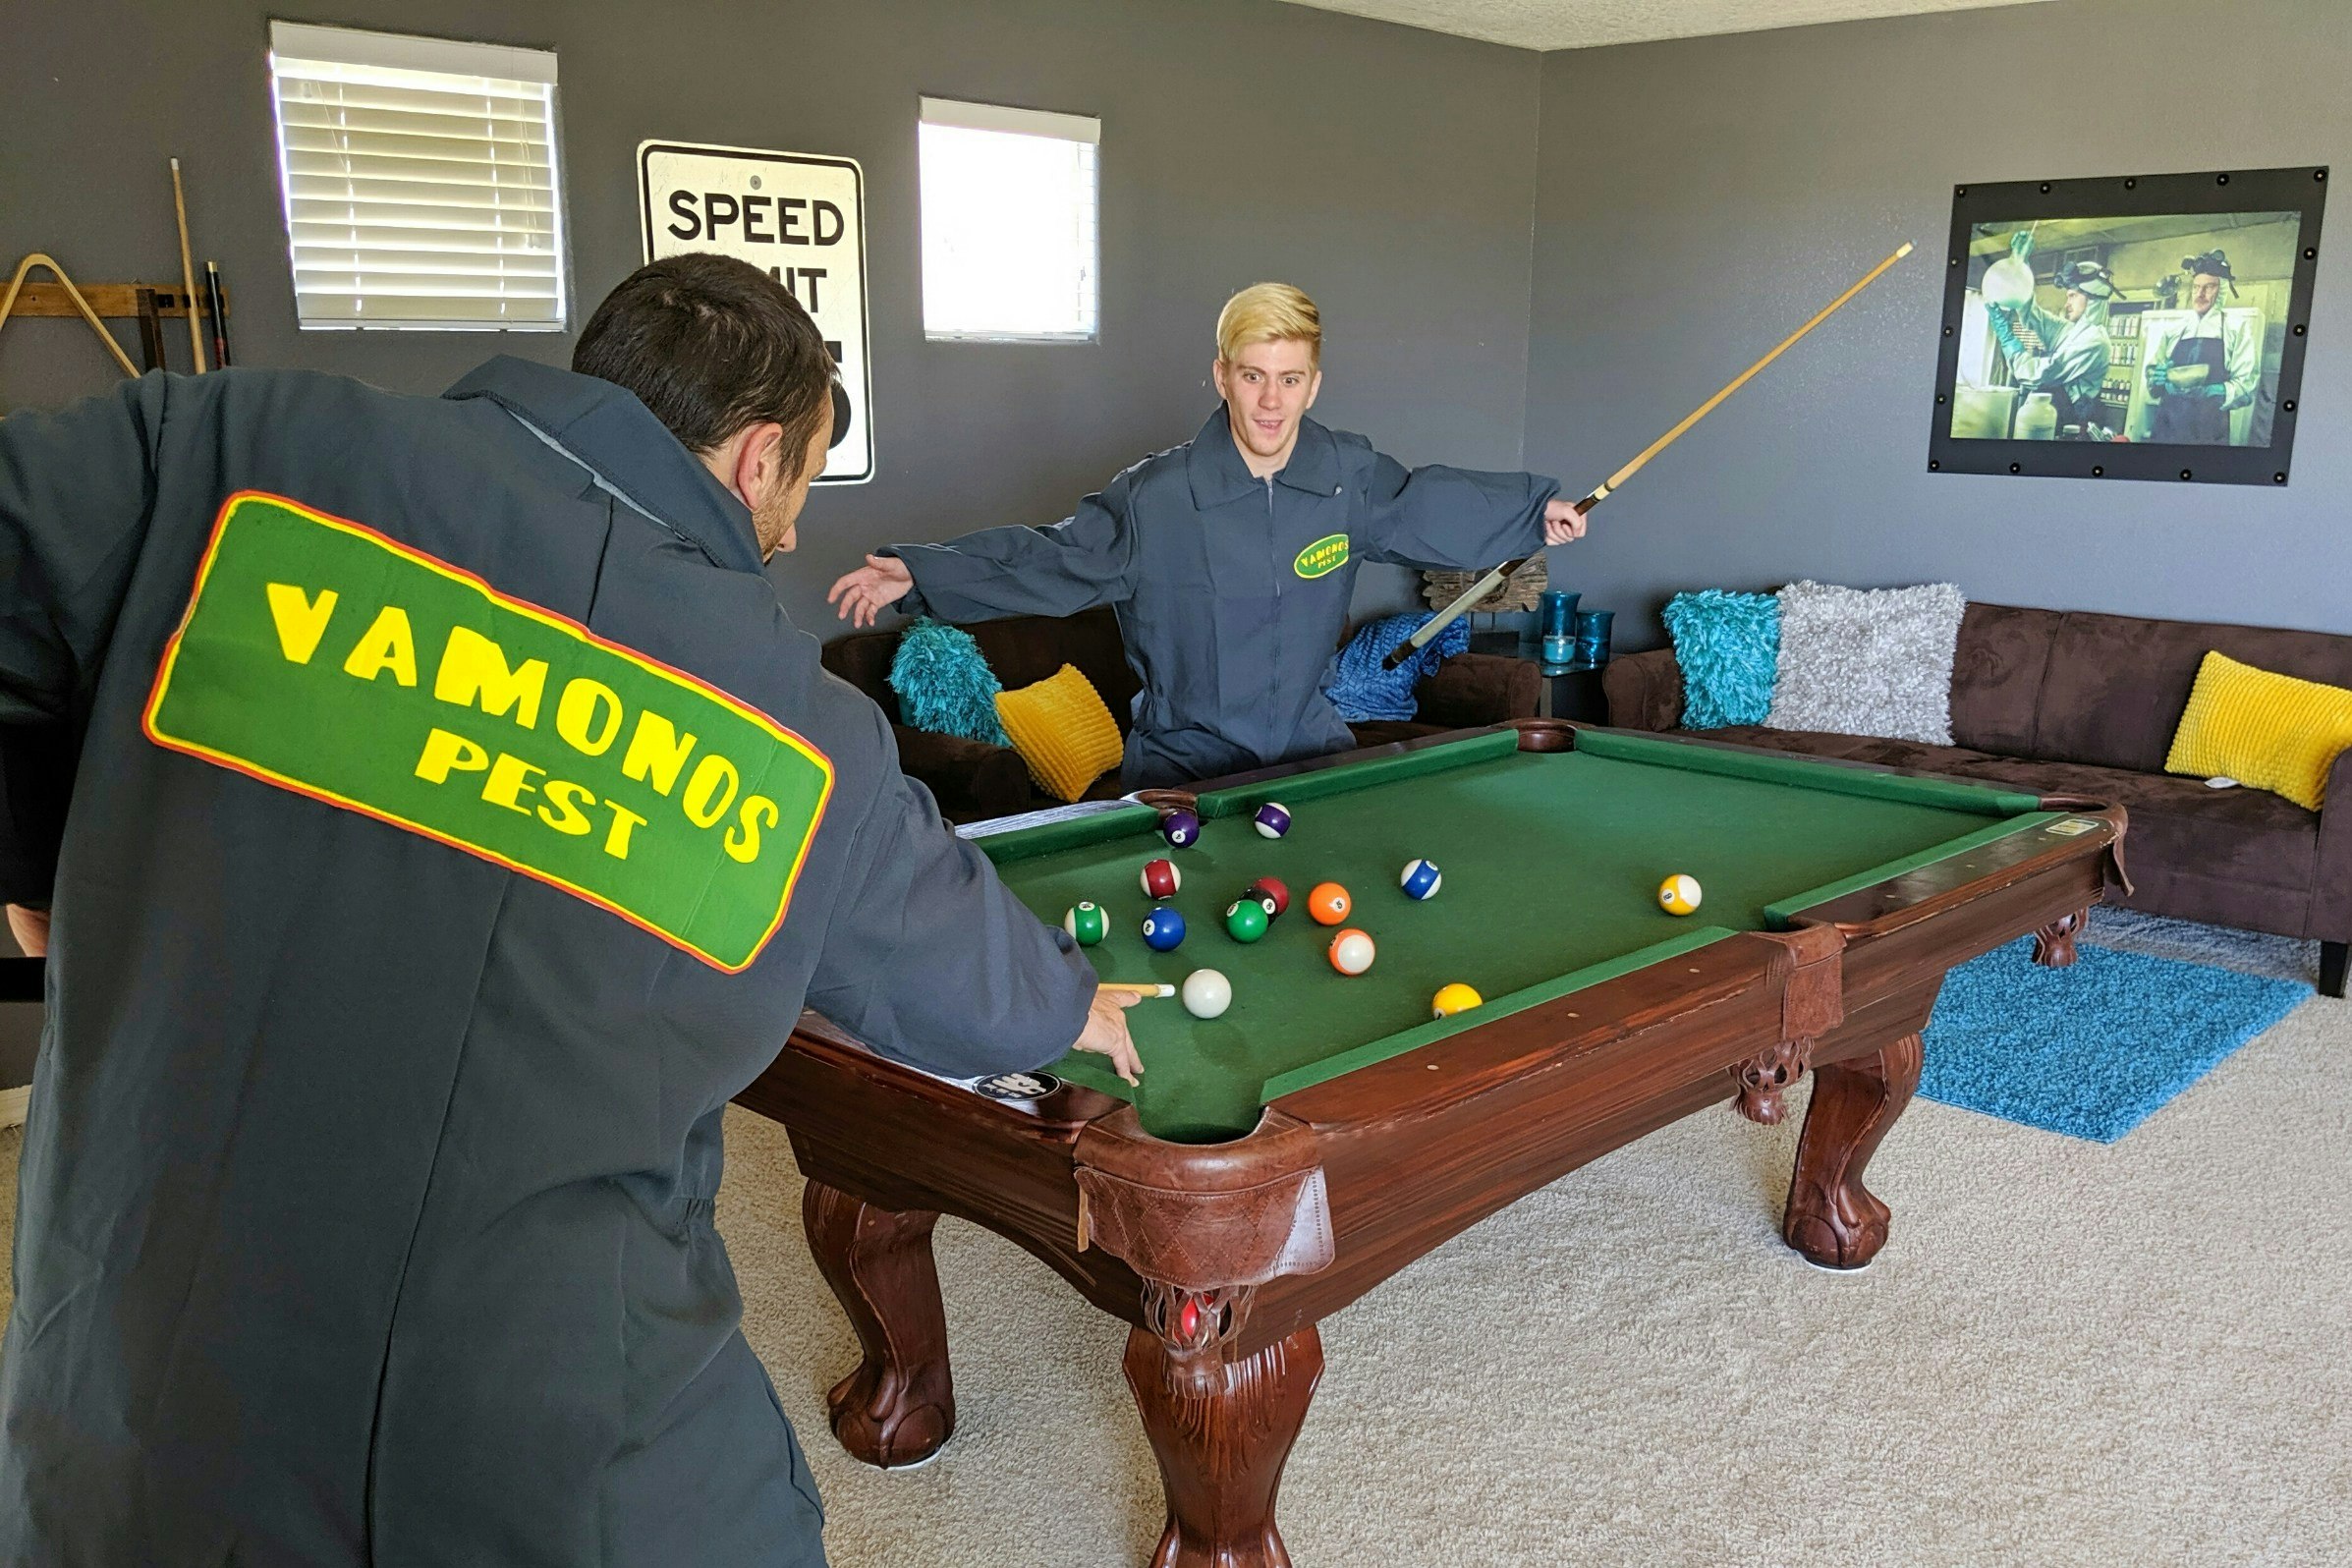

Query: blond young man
left=830, top=284, right=1586, bottom=787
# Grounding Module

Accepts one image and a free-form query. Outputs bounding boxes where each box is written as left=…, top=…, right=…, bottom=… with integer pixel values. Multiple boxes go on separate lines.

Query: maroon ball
left=1247, top=875, right=1290, bottom=919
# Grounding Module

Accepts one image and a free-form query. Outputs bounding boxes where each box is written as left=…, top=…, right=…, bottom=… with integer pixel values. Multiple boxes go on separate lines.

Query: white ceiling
left=1277, top=0, right=2050, bottom=51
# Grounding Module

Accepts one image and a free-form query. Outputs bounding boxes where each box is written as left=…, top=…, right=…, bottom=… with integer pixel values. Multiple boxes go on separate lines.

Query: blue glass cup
left=1570, top=609, right=1614, bottom=669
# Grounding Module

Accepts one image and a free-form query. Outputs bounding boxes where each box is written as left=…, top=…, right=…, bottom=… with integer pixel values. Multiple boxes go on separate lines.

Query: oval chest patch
left=1293, top=533, right=1350, bottom=580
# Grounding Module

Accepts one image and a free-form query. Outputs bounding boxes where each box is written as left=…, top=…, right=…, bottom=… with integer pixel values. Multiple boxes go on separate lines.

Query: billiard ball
left=1181, top=968, right=1232, bottom=1019
left=1253, top=802, right=1292, bottom=839
left=1141, top=858, right=1182, bottom=899
left=1142, top=908, right=1187, bottom=951
left=1161, top=809, right=1202, bottom=849
left=1658, top=874, right=1703, bottom=916
left=1431, top=982, right=1483, bottom=1018
left=1399, top=859, right=1442, bottom=900
left=1327, top=927, right=1376, bottom=976
left=1224, top=899, right=1269, bottom=943
left=1063, top=901, right=1109, bottom=945
left=1248, top=875, right=1290, bottom=919
left=1307, top=882, right=1352, bottom=925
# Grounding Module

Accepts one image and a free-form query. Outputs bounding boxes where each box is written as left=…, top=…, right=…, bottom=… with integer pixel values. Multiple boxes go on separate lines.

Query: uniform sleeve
left=801, top=703, right=1096, bottom=1079
left=1354, top=449, right=1558, bottom=572
left=885, top=470, right=1143, bottom=623
left=1988, top=301, right=2073, bottom=389
left=2225, top=316, right=2262, bottom=410
left=0, top=375, right=169, bottom=727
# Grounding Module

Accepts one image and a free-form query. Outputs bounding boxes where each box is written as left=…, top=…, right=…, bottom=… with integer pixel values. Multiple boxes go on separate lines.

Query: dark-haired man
left=0, top=252, right=1135, bottom=1566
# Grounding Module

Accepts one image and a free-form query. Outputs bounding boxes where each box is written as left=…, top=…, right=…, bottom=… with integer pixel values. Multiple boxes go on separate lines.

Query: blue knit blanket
left=1323, top=612, right=1469, bottom=722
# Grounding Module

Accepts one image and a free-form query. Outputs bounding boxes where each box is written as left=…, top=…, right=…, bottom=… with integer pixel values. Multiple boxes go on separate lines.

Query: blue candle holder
left=1539, top=589, right=1580, bottom=666
left=1568, top=609, right=1613, bottom=670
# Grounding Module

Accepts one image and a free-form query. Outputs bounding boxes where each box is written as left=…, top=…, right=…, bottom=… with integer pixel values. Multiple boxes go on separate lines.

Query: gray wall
left=2, top=0, right=1543, bottom=636
left=1525, top=0, right=2352, bottom=649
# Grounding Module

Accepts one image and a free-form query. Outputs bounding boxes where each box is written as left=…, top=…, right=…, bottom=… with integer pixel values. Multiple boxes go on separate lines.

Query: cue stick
left=170, top=159, right=207, bottom=372
left=135, top=286, right=167, bottom=371
left=1097, top=982, right=1177, bottom=999
left=202, top=261, right=232, bottom=367
left=1384, top=241, right=1917, bottom=670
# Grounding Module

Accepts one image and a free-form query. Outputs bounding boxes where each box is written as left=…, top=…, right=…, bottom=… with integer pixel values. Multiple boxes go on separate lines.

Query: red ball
left=1247, top=875, right=1290, bottom=919
left=1141, top=858, right=1181, bottom=900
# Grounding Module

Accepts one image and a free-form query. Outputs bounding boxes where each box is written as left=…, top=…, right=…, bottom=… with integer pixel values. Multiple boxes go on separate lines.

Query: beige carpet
left=5, top=928, right=2348, bottom=1565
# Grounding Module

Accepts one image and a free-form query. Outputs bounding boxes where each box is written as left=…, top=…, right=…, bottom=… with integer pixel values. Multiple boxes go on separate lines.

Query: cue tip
left=1896, top=241, right=1915, bottom=257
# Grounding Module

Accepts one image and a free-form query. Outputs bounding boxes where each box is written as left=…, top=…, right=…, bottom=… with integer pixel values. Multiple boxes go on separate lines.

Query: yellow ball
left=1657, top=874, right=1703, bottom=916
left=1431, top=982, right=1484, bottom=1018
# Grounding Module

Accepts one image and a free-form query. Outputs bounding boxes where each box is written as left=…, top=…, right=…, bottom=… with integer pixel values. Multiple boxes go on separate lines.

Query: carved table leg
left=803, top=1179, right=955, bottom=1467
left=2033, top=906, right=2090, bottom=967
left=1782, top=1032, right=1924, bottom=1270
left=1124, top=1323, right=1323, bottom=1568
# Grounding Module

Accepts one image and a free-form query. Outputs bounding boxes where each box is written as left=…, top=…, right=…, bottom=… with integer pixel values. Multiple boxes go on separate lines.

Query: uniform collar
left=442, top=355, right=765, bottom=574
left=1185, top=407, right=1343, bottom=508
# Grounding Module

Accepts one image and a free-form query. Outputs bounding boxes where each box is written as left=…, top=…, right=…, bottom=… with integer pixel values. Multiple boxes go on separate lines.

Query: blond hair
left=1216, top=283, right=1321, bottom=366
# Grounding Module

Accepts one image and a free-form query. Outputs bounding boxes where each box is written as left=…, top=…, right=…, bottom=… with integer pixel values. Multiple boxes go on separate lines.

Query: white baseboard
left=0, top=1084, right=28, bottom=1130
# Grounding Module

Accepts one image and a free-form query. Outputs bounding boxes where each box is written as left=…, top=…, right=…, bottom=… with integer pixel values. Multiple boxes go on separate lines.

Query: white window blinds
left=269, top=23, right=567, bottom=330
left=919, top=98, right=1100, bottom=342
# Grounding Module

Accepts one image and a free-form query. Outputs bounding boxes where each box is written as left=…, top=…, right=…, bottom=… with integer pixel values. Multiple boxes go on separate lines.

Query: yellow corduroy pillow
left=2164, top=650, right=2352, bottom=812
left=995, top=664, right=1125, bottom=803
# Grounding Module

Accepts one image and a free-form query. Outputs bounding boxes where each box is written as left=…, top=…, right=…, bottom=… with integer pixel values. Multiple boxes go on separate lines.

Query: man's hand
left=6, top=904, right=50, bottom=958
left=825, top=554, right=916, bottom=629
left=1069, top=986, right=1144, bottom=1085
left=1541, top=498, right=1588, bottom=546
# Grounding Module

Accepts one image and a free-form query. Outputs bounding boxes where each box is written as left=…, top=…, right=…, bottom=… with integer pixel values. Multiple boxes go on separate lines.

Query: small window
left=269, top=23, right=567, bottom=331
left=919, top=98, right=1099, bottom=342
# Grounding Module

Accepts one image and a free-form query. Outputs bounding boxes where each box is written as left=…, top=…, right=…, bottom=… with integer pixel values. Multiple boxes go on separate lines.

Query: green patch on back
left=143, top=491, right=834, bottom=971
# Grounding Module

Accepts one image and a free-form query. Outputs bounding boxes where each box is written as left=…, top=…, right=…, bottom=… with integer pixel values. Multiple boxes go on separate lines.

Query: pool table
left=736, top=720, right=2125, bottom=1567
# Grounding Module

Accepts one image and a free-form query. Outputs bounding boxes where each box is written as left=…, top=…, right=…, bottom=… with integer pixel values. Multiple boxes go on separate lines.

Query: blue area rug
left=1920, top=937, right=2313, bottom=1143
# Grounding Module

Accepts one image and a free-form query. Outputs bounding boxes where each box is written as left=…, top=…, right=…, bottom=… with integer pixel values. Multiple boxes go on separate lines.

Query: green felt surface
left=983, top=735, right=2038, bottom=1142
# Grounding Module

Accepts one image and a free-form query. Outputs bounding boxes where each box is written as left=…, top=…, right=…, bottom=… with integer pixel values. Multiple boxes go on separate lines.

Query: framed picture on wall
left=1928, top=165, right=2327, bottom=486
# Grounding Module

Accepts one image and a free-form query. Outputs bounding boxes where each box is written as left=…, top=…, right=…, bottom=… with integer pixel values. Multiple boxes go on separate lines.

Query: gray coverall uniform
left=888, top=408, right=1560, bottom=786
left=0, top=357, right=1094, bottom=1567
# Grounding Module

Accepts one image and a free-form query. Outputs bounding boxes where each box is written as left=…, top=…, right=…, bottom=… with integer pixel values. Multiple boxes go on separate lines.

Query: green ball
left=1223, top=898, right=1269, bottom=943
left=1063, top=901, right=1109, bottom=946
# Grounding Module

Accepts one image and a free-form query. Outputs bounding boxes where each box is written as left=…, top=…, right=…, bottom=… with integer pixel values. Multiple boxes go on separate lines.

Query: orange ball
left=1307, top=882, right=1352, bottom=924
left=1327, top=927, right=1376, bottom=975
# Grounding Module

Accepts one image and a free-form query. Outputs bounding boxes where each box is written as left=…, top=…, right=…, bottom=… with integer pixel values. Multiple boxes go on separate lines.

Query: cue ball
left=1161, top=810, right=1202, bottom=848
left=1308, top=882, right=1352, bottom=924
left=1658, top=874, right=1703, bottom=916
left=1327, top=927, right=1376, bottom=976
left=1142, top=908, right=1187, bottom=951
left=1141, top=858, right=1182, bottom=899
left=1253, top=802, right=1292, bottom=839
left=1181, top=968, right=1232, bottom=1019
left=1399, top=859, right=1442, bottom=900
left=1431, top=982, right=1484, bottom=1018
left=1223, top=899, right=1269, bottom=943
left=1063, top=901, right=1110, bottom=945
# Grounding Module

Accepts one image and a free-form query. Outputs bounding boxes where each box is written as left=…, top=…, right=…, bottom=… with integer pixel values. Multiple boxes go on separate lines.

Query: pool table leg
left=2032, top=906, right=2091, bottom=967
left=804, top=1180, right=957, bottom=1468
left=1782, top=1031, right=1924, bottom=1270
left=1125, top=1323, right=1323, bottom=1568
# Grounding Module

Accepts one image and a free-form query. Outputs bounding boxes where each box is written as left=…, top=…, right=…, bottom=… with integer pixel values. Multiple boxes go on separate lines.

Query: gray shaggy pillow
left=1765, top=582, right=1965, bottom=744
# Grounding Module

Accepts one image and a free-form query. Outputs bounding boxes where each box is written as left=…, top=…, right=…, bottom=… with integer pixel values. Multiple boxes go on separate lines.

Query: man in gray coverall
left=829, top=282, right=1589, bottom=787
left=0, top=253, right=1138, bottom=1566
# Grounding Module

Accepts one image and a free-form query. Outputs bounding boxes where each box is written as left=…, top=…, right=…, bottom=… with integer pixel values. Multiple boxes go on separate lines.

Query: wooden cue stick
left=1386, top=241, right=1917, bottom=669
left=170, top=159, right=206, bottom=372
left=1097, top=982, right=1177, bottom=999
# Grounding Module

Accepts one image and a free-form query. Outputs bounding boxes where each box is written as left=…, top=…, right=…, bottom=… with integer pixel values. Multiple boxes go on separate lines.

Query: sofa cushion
left=1948, top=602, right=2062, bottom=756
left=1928, top=753, right=2321, bottom=898
left=2033, top=610, right=2352, bottom=774
left=1697, top=726, right=2009, bottom=775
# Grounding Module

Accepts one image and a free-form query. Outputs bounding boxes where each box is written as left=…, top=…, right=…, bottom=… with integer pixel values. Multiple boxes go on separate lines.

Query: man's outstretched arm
left=827, top=470, right=1144, bottom=629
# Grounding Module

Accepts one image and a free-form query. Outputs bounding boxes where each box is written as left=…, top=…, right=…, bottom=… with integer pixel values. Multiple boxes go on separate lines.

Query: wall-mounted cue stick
left=170, top=159, right=207, bottom=373
left=1385, top=241, right=1916, bottom=670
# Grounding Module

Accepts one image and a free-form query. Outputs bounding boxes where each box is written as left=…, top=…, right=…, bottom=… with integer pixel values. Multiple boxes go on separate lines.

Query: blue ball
left=1400, top=859, right=1442, bottom=900
left=1142, top=908, right=1188, bottom=951
left=1162, top=810, right=1202, bottom=849
left=1253, top=802, right=1292, bottom=839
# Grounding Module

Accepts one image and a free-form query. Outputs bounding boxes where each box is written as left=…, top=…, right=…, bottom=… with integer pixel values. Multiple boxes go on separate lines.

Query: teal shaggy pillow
left=888, top=619, right=1011, bottom=746
left=1662, top=590, right=1780, bottom=729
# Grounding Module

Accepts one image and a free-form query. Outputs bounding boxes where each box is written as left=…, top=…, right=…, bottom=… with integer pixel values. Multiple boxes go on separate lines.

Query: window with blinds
left=269, top=23, right=567, bottom=331
left=919, top=99, right=1099, bottom=343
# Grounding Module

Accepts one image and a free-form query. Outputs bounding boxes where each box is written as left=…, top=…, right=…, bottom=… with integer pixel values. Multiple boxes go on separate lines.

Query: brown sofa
left=1604, top=602, right=2349, bottom=997
left=822, top=607, right=1539, bottom=822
